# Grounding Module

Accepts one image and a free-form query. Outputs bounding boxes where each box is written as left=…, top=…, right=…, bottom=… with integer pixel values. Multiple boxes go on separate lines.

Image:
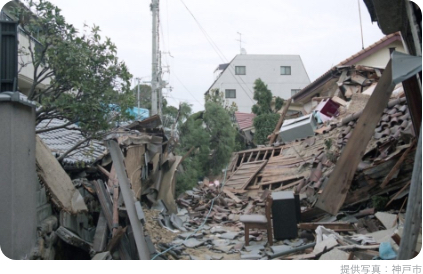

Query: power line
left=178, top=0, right=255, bottom=103
left=172, top=71, right=204, bottom=106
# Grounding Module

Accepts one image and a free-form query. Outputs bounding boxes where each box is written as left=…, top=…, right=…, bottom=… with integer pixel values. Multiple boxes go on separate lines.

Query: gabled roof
left=205, top=56, right=236, bottom=95
left=292, top=32, right=402, bottom=102
left=234, top=111, right=256, bottom=130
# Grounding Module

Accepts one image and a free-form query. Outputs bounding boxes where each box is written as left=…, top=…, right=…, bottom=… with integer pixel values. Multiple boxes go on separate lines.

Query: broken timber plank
left=269, top=98, right=292, bottom=144
left=35, top=135, right=87, bottom=214
left=106, top=140, right=150, bottom=260
left=385, top=181, right=411, bottom=208
left=92, top=179, right=131, bottom=260
left=398, top=129, right=422, bottom=260
left=97, top=165, right=120, bottom=235
left=225, top=160, right=267, bottom=190
left=315, top=60, right=396, bottom=215
left=93, top=211, right=109, bottom=253
left=56, top=226, right=92, bottom=252
left=125, top=145, right=145, bottom=198
left=380, top=140, right=416, bottom=188
left=222, top=188, right=242, bottom=203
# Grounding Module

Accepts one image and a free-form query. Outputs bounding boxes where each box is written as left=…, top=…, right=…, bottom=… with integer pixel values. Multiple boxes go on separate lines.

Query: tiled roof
left=234, top=111, right=256, bottom=130
left=36, top=118, right=105, bottom=165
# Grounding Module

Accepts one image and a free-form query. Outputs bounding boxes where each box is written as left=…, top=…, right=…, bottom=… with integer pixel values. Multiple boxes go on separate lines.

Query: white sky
left=2, top=0, right=391, bottom=112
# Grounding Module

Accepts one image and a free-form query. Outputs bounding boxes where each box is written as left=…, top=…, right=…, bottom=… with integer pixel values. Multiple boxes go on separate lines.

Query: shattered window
left=235, top=66, right=246, bottom=75
left=225, top=89, right=236, bottom=98
left=281, top=66, right=291, bottom=75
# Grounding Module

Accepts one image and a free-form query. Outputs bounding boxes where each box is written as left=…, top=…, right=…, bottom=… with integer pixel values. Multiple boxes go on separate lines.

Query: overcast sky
left=3, top=0, right=390, bottom=112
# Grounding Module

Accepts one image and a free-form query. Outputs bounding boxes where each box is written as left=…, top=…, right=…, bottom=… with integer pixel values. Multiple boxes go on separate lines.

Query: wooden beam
left=380, top=140, right=416, bottom=188
left=97, top=165, right=120, bottom=236
left=247, top=152, right=254, bottom=162
left=254, top=151, right=260, bottom=161
left=106, top=140, right=150, bottom=260
left=93, top=211, right=109, bottom=253
left=92, top=179, right=131, bottom=260
left=269, top=98, right=292, bottom=144
left=222, top=188, right=242, bottom=203
left=398, top=130, right=422, bottom=259
left=315, top=60, right=396, bottom=215
left=402, top=72, right=422, bottom=135
left=110, top=166, right=119, bottom=237
left=124, top=145, right=145, bottom=199
left=385, top=181, right=411, bottom=208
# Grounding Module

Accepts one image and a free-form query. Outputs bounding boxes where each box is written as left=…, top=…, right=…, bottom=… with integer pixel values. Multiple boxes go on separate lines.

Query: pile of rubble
left=33, top=115, right=184, bottom=260
left=30, top=63, right=419, bottom=260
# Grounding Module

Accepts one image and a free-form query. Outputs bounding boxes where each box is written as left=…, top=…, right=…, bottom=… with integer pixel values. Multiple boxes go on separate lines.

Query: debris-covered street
left=0, top=0, right=421, bottom=267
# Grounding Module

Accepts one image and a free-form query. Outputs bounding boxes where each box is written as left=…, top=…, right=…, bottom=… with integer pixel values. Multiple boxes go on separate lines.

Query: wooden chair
left=240, top=194, right=273, bottom=246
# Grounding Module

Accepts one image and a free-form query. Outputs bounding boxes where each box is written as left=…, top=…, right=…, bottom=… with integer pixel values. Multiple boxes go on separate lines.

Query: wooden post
left=397, top=129, right=422, bottom=259
left=315, top=60, right=396, bottom=215
left=269, top=98, right=292, bottom=144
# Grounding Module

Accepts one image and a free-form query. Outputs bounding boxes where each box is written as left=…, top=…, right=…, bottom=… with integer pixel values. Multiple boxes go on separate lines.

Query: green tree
left=11, top=0, right=134, bottom=155
left=251, top=79, right=284, bottom=144
left=175, top=101, right=235, bottom=195
left=205, top=88, right=238, bottom=117
left=203, top=101, right=235, bottom=175
left=131, top=84, right=152, bottom=110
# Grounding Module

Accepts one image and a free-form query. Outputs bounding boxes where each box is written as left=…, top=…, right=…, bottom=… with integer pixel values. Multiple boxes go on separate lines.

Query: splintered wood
left=224, top=160, right=267, bottom=190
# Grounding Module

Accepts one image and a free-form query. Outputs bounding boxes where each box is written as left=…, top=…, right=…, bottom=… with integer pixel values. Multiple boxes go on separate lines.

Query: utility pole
left=151, top=0, right=160, bottom=117
left=136, top=78, right=141, bottom=120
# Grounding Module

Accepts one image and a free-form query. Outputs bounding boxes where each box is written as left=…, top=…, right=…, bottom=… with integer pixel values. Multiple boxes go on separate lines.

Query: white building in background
left=205, top=54, right=311, bottom=113
left=1, top=2, right=50, bottom=96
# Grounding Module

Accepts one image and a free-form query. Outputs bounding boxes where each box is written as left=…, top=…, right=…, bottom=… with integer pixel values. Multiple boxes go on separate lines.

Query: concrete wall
left=0, top=100, right=38, bottom=260
left=209, top=54, right=311, bottom=113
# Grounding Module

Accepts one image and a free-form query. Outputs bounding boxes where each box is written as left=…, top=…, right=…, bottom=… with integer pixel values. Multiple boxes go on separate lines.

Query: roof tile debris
left=234, top=111, right=256, bottom=130
left=36, top=118, right=105, bottom=165
left=29, top=63, right=419, bottom=260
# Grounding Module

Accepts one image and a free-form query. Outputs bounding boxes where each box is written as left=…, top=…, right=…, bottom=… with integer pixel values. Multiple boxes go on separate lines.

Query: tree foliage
left=251, top=78, right=284, bottom=144
left=12, top=0, right=134, bottom=138
left=176, top=101, right=235, bottom=195
left=205, top=89, right=238, bottom=117
left=131, top=84, right=152, bottom=110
